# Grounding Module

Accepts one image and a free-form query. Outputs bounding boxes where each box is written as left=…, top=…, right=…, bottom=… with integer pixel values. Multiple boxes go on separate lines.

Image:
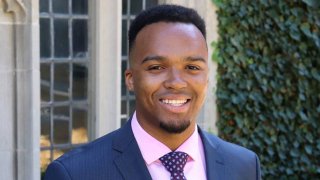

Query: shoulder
left=44, top=128, right=126, bottom=180
left=201, top=130, right=258, bottom=161
left=200, top=130, right=261, bottom=179
left=57, top=128, right=120, bottom=163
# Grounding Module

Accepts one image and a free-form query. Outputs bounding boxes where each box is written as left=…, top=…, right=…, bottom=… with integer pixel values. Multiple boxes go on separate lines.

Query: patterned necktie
left=159, top=151, right=189, bottom=180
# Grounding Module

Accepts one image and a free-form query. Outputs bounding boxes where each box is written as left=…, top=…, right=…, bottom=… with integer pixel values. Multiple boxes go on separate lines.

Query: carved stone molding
left=2, top=0, right=26, bottom=22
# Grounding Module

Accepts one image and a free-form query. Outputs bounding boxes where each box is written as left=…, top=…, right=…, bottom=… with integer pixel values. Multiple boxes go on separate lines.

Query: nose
left=163, top=68, right=187, bottom=90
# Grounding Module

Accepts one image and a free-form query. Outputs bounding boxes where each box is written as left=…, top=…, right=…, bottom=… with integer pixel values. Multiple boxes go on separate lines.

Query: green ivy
left=212, top=0, right=320, bottom=179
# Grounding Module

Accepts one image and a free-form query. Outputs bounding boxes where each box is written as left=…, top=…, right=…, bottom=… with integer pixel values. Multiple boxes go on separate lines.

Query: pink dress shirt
left=131, top=112, right=207, bottom=180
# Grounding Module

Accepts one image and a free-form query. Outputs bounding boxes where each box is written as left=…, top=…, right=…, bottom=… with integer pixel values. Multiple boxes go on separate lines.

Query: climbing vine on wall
left=212, top=0, right=320, bottom=178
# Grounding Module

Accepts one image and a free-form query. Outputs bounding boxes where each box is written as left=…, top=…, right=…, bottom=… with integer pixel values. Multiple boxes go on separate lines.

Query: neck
left=141, top=121, right=196, bottom=151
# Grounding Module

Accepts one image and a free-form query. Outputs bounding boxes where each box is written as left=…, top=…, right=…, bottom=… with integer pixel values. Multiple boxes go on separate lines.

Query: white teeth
left=161, top=99, right=187, bottom=106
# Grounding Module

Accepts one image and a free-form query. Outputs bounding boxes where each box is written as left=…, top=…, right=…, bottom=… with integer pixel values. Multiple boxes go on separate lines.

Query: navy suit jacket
left=44, top=120, right=261, bottom=180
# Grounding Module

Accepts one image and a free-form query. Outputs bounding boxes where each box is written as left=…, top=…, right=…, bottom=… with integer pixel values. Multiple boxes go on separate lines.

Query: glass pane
left=40, top=150, right=51, bottom=173
left=40, top=0, right=49, bottom=13
left=121, top=100, right=127, bottom=115
left=72, top=63, right=88, bottom=100
left=121, top=118, right=127, bottom=126
left=54, top=63, right=69, bottom=101
left=130, top=0, right=143, bottom=15
left=72, top=0, right=88, bottom=14
left=53, top=120, right=69, bottom=144
left=130, top=87, right=135, bottom=96
left=54, top=106, right=69, bottom=120
left=53, top=148, right=71, bottom=160
left=72, top=108, right=88, bottom=144
left=121, top=60, right=127, bottom=96
left=53, top=0, right=68, bottom=14
left=146, top=0, right=157, bottom=8
left=122, top=0, right=127, bottom=14
left=40, top=18, right=51, bottom=58
left=41, top=107, right=51, bottom=147
left=41, top=63, right=51, bottom=102
left=129, top=100, right=136, bottom=116
left=54, top=19, right=69, bottom=57
left=122, top=20, right=128, bottom=55
left=72, top=20, right=88, bottom=58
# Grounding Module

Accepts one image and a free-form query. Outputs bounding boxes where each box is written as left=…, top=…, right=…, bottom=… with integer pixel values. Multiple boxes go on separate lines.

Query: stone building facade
left=0, top=0, right=218, bottom=179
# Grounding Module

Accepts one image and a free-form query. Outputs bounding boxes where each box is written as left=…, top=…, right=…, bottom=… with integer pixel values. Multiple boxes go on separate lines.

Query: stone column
left=0, top=0, right=40, bottom=179
left=89, top=0, right=122, bottom=138
left=159, top=0, right=219, bottom=134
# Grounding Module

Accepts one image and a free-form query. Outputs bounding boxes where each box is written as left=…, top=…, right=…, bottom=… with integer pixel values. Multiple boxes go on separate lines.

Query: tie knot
left=159, top=151, right=189, bottom=173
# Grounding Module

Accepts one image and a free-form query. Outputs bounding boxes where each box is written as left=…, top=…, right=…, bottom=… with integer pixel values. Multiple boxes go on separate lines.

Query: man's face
left=126, top=22, right=208, bottom=134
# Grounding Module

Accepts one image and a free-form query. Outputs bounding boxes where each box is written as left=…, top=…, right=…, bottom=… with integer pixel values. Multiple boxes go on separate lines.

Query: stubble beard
left=159, top=119, right=191, bottom=134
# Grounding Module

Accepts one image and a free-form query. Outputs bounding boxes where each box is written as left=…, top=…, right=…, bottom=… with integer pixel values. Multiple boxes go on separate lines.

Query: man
left=45, top=4, right=261, bottom=180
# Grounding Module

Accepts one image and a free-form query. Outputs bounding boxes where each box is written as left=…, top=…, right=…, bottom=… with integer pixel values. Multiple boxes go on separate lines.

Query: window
left=39, top=0, right=89, bottom=172
left=121, top=0, right=158, bottom=125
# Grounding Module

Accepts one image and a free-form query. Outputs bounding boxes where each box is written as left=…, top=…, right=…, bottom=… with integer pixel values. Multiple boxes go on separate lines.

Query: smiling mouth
left=160, top=99, right=190, bottom=107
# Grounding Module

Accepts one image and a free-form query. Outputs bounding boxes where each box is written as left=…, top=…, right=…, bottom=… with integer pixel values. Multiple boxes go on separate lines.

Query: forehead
left=131, top=22, right=207, bottom=61
left=136, top=22, right=205, bottom=44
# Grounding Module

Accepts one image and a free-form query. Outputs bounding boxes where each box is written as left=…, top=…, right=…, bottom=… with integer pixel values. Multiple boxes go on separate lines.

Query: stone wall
left=0, top=0, right=40, bottom=179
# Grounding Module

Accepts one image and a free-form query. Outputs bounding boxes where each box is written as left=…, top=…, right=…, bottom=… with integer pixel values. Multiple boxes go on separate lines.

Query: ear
left=125, top=69, right=134, bottom=91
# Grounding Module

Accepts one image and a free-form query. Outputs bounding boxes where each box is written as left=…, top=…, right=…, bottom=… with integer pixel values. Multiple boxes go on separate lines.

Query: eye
left=148, top=65, right=164, bottom=71
left=186, top=65, right=200, bottom=70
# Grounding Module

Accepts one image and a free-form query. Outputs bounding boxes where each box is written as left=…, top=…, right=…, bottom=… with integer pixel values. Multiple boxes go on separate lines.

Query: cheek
left=191, top=74, right=208, bottom=90
left=189, top=75, right=208, bottom=103
left=133, top=74, right=163, bottom=94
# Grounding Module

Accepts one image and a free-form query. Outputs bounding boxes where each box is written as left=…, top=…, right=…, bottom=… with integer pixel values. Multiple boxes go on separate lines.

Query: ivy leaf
left=299, top=111, right=308, bottom=121
left=252, top=138, right=262, bottom=147
left=289, top=30, right=301, bottom=41
left=286, top=168, right=294, bottom=175
left=304, top=145, right=313, bottom=155
left=312, top=34, right=320, bottom=48
left=317, top=142, right=320, bottom=150
left=311, top=68, right=320, bottom=82
left=300, top=154, right=310, bottom=164
left=299, top=93, right=306, bottom=101
left=267, top=147, right=274, bottom=156
left=290, top=148, right=300, bottom=157
left=302, top=0, right=320, bottom=8
left=286, top=109, right=296, bottom=120
left=279, top=151, right=286, bottom=160
left=259, top=0, right=268, bottom=6
left=300, top=23, right=312, bottom=37
left=306, top=133, right=314, bottom=143
left=235, top=115, right=244, bottom=128
left=272, top=94, right=283, bottom=105
left=211, top=0, right=225, bottom=8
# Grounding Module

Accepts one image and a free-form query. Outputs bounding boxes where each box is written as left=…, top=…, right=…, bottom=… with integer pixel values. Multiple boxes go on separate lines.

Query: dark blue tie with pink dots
left=159, top=151, right=189, bottom=180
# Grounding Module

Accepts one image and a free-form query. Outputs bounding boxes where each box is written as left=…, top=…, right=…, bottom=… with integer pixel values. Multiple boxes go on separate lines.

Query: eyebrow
left=185, top=56, right=207, bottom=63
left=141, top=55, right=167, bottom=64
left=141, top=55, right=206, bottom=64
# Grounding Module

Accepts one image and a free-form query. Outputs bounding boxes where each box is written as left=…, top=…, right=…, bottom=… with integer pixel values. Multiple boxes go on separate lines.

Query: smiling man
left=126, top=21, right=208, bottom=145
left=45, top=4, right=261, bottom=180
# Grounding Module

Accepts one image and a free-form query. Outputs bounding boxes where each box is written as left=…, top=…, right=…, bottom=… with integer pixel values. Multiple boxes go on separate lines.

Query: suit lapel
left=112, top=121, right=226, bottom=180
left=113, top=121, right=152, bottom=180
left=199, top=128, right=226, bottom=180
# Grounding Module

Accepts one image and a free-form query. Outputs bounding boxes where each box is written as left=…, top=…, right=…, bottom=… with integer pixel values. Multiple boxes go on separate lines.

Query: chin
left=159, top=120, right=191, bottom=134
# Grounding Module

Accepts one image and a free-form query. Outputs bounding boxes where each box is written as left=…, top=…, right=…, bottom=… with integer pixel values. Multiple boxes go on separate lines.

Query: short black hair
left=128, top=4, right=206, bottom=53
